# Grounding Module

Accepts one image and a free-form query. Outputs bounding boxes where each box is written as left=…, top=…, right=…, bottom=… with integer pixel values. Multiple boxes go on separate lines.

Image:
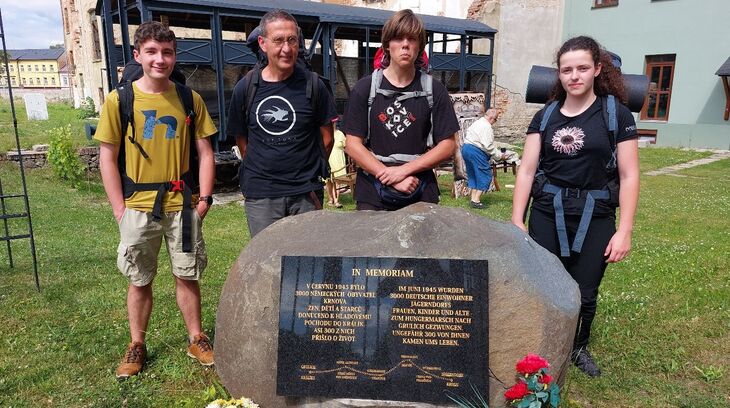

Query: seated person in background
left=461, top=108, right=500, bottom=208
left=492, top=142, right=521, bottom=166
left=326, top=121, right=347, bottom=208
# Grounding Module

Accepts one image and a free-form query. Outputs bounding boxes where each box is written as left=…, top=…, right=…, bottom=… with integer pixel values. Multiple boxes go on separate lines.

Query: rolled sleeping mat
left=525, top=65, right=650, bottom=113
left=525, top=65, right=556, bottom=105
left=623, top=73, right=651, bottom=113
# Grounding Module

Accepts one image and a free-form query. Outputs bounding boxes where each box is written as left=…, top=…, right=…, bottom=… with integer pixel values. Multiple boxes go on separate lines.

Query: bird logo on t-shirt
left=256, top=95, right=296, bottom=136
left=262, top=106, right=289, bottom=124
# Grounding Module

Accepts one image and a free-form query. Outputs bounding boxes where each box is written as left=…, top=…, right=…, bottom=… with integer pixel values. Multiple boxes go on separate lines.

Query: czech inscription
left=277, top=256, right=488, bottom=404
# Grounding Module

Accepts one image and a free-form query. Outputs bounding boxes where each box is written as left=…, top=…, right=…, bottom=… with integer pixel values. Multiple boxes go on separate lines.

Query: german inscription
left=277, top=256, right=488, bottom=403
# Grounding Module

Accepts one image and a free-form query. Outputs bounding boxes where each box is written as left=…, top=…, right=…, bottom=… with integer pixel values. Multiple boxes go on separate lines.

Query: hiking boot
left=571, top=347, right=602, bottom=377
left=116, top=342, right=146, bottom=379
left=187, top=333, right=214, bottom=366
left=470, top=201, right=485, bottom=209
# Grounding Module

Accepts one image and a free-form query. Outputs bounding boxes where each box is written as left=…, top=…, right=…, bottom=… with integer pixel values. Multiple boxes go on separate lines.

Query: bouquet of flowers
left=504, top=354, right=560, bottom=408
left=205, top=397, right=259, bottom=408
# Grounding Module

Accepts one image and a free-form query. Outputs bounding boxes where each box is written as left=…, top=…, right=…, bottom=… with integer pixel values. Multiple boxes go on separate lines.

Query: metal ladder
left=0, top=8, right=40, bottom=290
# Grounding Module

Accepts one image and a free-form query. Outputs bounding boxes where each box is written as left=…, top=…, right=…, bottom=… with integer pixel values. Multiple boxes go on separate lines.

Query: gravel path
left=644, top=150, right=730, bottom=176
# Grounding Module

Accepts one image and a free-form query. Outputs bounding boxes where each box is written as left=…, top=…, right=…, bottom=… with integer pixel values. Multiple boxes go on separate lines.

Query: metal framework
left=95, top=0, right=496, bottom=144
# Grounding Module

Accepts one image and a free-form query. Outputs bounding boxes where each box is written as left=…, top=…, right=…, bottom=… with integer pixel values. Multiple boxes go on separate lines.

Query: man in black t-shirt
left=343, top=9, right=459, bottom=211
left=227, top=10, right=337, bottom=236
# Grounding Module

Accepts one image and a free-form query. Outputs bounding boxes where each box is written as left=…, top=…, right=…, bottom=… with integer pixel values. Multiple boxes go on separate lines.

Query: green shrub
left=77, top=96, right=96, bottom=119
left=47, top=125, right=85, bottom=187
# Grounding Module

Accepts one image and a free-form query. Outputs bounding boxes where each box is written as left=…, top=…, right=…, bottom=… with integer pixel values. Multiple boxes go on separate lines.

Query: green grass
left=0, top=117, right=728, bottom=407
left=0, top=99, right=96, bottom=152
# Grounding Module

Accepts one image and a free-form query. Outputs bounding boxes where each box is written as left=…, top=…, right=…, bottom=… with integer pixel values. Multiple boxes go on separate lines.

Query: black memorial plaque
left=276, top=256, right=488, bottom=404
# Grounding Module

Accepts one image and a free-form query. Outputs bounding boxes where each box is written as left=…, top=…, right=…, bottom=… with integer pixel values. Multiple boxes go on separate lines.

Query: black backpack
left=116, top=60, right=199, bottom=252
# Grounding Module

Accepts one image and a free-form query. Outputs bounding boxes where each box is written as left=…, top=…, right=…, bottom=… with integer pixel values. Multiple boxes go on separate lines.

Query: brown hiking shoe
left=187, top=333, right=214, bottom=366
left=116, top=342, right=146, bottom=379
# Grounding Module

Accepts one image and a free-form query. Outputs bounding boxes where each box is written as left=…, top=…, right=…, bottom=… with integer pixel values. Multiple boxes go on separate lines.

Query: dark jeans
left=528, top=207, right=615, bottom=349
left=244, top=190, right=323, bottom=237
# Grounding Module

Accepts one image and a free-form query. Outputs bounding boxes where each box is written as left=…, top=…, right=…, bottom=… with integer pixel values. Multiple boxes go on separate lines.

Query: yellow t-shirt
left=95, top=82, right=217, bottom=212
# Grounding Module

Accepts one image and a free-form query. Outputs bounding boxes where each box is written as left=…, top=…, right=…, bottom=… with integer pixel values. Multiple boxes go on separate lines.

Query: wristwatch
left=198, top=195, right=213, bottom=206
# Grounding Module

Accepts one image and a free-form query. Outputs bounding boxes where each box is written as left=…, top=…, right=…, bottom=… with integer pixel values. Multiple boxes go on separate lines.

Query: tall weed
left=47, top=125, right=85, bottom=187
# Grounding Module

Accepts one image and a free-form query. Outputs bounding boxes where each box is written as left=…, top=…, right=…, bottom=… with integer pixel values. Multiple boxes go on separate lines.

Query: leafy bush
left=77, top=96, right=96, bottom=119
left=47, top=125, right=85, bottom=187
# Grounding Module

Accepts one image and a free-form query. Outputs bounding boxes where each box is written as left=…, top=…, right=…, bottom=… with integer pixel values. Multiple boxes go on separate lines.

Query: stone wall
left=79, top=146, right=100, bottom=171
left=5, top=150, right=48, bottom=168
left=0, top=88, right=73, bottom=103
left=492, top=88, right=541, bottom=145
left=3, top=145, right=100, bottom=172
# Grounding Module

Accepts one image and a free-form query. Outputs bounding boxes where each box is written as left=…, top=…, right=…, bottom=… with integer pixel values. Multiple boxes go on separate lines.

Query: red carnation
left=504, top=381, right=529, bottom=400
left=539, top=374, right=553, bottom=384
left=515, top=353, right=549, bottom=375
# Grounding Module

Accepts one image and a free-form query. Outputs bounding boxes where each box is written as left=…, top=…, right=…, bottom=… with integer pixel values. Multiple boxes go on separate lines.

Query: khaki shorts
left=117, top=208, right=207, bottom=287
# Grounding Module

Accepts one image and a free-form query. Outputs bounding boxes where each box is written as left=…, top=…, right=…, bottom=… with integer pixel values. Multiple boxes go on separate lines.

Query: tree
left=50, top=43, right=64, bottom=49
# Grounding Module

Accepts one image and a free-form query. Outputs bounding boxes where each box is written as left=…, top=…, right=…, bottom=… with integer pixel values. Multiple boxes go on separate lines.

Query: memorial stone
left=23, top=93, right=48, bottom=120
left=216, top=203, right=580, bottom=408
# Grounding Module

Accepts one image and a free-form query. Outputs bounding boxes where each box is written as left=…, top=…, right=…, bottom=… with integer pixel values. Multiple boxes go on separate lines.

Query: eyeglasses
left=266, top=36, right=298, bottom=48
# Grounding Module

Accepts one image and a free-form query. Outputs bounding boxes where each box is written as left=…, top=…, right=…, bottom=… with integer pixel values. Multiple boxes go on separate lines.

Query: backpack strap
left=117, top=82, right=149, bottom=160
left=242, top=68, right=260, bottom=131
left=542, top=184, right=610, bottom=257
left=306, top=70, right=319, bottom=109
left=539, top=100, right=560, bottom=134
left=173, top=82, right=199, bottom=252
left=174, top=82, right=198, bottom=188
left=366, top=69, right=385, bottom=146
left=420, top=72, right=434, bottom=147
left=601, top=95, right=618, bottom=173
left=307, top=71, right=331, bottom=180
left=175, top=82, right=196, bottom=140
left=537, top=100, right=560, bottom=169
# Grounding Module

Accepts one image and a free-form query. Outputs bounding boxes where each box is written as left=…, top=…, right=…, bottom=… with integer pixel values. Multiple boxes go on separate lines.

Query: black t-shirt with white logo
left=343, top=70, right=459, bottom=207
left=527, top=97, right=637, bottom=214
left=227, top=67, right=337, bottom=198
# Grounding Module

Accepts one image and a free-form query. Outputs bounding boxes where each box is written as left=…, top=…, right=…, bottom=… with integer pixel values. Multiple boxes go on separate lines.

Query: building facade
left=1, top=49, right=65, bottom=89
left=564, top=0, right=730, bottom=149
left=60, top=0, right=109, bottom=110
left=466, top=0, right=563, bottom=141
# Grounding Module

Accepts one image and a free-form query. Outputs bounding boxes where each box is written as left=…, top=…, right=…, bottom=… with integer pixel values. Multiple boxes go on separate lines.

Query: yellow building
left=1, top=49, right=65, bottom=89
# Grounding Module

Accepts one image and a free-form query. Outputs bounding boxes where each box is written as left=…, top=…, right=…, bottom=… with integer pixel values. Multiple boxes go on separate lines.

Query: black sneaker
left=571, top=348, right=602, bottom=377
left=470, top=201, right=485, bottom=209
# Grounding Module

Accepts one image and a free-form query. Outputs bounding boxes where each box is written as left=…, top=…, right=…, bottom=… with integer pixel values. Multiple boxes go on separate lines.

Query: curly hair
left=549, top=36, right=627, bottom=104
left=134, top=21, right=176, bottom=51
